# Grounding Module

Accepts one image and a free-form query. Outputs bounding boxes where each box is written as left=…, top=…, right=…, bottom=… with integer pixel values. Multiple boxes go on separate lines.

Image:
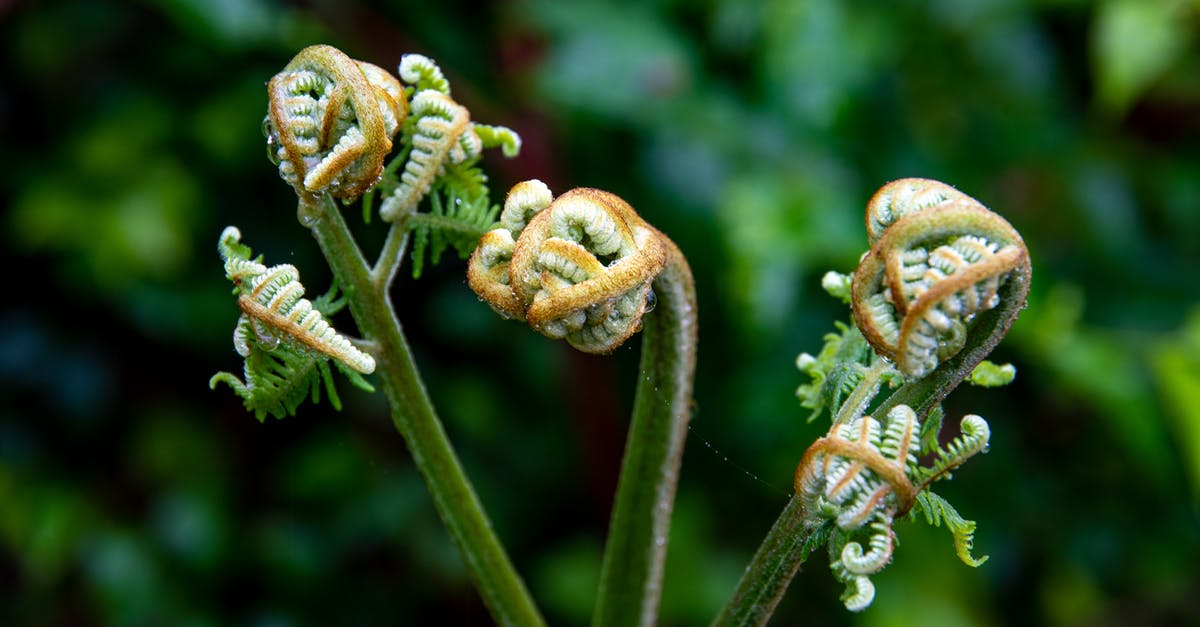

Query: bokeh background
left=3, top=0, right=1200, bottom=625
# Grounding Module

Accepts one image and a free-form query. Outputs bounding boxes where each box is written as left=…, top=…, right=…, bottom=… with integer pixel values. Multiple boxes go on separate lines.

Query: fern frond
left=407, top=184, right=499, bottom=278
left=918, top=414, right=991, bottom=484
left=398, top=53, right=450, bottom=95
left=380, top=90, right=472, bottom=222
left=913, top=491, right=989, bottom=567
left=795, top=321, right=876, bottom=422
left=967, top=360, right=1017, bottom=387
left=474, top=123, right=522, bottom=158
left=213, top=227, right=376, bottom=420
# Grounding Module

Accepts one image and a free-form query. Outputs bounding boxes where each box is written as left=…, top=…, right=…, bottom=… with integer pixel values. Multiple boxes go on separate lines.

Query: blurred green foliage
left=2, top=0, right=1198, bottom=625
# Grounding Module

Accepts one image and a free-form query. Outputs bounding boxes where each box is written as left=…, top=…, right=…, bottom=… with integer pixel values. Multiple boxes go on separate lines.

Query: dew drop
left=258, top=334, right=281, bottom=351
left=644, top=289, right=657, bottom=314
left=261, top=116, right=273, bottom=138
left=266, top=136, right=282, bottom=165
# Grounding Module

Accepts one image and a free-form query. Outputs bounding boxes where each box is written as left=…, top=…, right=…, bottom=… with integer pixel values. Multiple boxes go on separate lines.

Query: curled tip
left=469, top=181, right=673, bottom=353
left=851, top=179, right=1029, bottom=379
left=266, top=45, right=402, bottom=201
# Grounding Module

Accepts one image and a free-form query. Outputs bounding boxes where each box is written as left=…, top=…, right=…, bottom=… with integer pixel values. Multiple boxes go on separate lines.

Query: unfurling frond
left=795, top=403, right=990, bottom=611
left=851, top=178, right=1030, bottom=379
left=467, top=181, right=677, bottom=354
left=398, top=53, right=450, bottom=95
left=378, top=54, right=520, bottom=230
left=264, top=45, right=404, bottom=201
left=211, top=227, right=375, bottom=420
left=913, top=491, right=988, bottom=567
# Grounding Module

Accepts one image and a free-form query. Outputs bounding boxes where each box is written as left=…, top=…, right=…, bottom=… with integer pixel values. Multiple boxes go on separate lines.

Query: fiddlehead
left=265, top=45, right=405, bottom=201
left=795, top=404, right=990, bottom=611
left=210, top=227, right=374, bottom=420
left=717, top=179, right=1027, bottom=623
left=468, top=181, right=670, bottom=354
left=851, top=178, right=1030, bottom=379
left=378, top=54, right=521, bottom=224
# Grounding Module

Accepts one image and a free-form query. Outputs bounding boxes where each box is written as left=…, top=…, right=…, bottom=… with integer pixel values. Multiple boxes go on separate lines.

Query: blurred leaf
left=1010, top=285, right=1175, bottom=485
left=532, top=0, right=693, bottom=121
left=1151, top=307, right=1200, bottom=502
left=1092, top=0, right=1194, bottom=114
left=532, top=537, right=601, bottom=623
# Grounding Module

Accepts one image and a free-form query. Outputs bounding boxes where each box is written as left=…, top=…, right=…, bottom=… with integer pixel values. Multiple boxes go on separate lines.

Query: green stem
left=712, top=498, right=832, bottom=627
left=592, top=240, right=698, bottom=627
left=371, top=221, right=409, bottom=289
left=304, top=195, right=545, bottom=627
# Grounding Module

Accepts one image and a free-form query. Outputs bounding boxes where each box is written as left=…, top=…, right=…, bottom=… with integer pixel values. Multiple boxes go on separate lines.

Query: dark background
left=3, top=1, right=1199, bottom=625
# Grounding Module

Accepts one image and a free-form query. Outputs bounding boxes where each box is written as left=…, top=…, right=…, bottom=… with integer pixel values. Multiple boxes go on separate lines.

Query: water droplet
left=298, top=213, right=317, bottom=227
left=266, top=136, right=281, bottom=165
left=644, top=289, right=657, bottom=313
left=258, top=334, right=281, bottom=350
left=261, top=116, right=273, bottom=138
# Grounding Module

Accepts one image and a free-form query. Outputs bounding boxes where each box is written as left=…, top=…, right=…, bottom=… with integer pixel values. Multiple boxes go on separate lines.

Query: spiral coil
left=265, top=45, right=405, bottom=200
left=468, top=181, right=669, bottom=353
left=379, top=90, right=477, bottom=221
left=795, top=404, right=990, bottom=611
left=851, top=178, right=1029, bottom=379
left=219, top=227, right=375, bottom=374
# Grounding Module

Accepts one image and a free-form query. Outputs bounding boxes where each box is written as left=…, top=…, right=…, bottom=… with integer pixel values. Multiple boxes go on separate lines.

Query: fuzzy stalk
left=592, top=240, right=698, bottom=627
left=303, top=194, right=545, bottom=627
left=712, top=497, right=832, bottom=627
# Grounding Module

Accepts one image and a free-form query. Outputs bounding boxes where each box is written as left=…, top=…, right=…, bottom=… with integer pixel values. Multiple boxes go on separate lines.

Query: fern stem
left=712, top=498, right=832, bottom=627
left=371, top=221, right=410, bottom=290
left=832, top=356, right=891, bottom=426
left=592, top=240, right=697, bottom=627
left=407, top=211, right=495, bottom=237
left=304, top=194, right=545, bottom=627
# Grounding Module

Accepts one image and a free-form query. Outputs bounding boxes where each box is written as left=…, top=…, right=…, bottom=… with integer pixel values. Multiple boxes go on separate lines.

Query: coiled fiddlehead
left=265, top=45, right=405, bottom=201
left=467, top=180, right=671, bottom=354
left=378, top=54, right=520, bottom=223
left=851, top=178, right=1030, bottom=379
left=795, top=405, right=990, bottom=611
left=211, top=227, right=375, bottom=420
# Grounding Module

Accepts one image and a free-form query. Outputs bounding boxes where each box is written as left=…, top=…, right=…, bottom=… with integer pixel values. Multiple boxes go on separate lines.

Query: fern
left=210, top=289, right=375, bottom=421
left=408, top=173, right=500, bottom=278
left=795, top=321, right=878, bottom=423
left=967, top=360, right=1017, bottom=387
left=911, top=490, right=989, bottom=567
left=211, top=227, right=375, bottom=420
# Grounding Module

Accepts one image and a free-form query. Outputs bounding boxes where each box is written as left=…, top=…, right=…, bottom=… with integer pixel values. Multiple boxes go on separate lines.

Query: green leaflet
left=408, top=167, right=501, bottom=278
left=967, top=360, right=1017, bottom=387
left=210, top=339, right=374, bottom=422
left=795, top=320, right=878, bottom=423
left=211, top=228, right=375, bottom=421
left=912, top=491, right=989, bottom=567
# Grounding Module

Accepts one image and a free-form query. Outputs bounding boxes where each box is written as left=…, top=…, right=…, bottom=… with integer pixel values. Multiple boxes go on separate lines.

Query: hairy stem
left=304, top=194, right=545, bottom=627
left=371, top=221, right=409, bottom=290
left=592, top=239, right=698, bottom=627
left=712, top=497, right=832, bottom=627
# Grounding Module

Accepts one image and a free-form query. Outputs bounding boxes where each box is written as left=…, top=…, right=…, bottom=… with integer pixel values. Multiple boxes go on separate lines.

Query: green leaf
left=795, top=321, right=876, bottom=422
left=407, top=173, right=500, bottom=278
left=1092, top=0, right=1193, bottom=114
left=913, top=491, right=988, bottom=568
left=967, top=360, right=1016, bottom=387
